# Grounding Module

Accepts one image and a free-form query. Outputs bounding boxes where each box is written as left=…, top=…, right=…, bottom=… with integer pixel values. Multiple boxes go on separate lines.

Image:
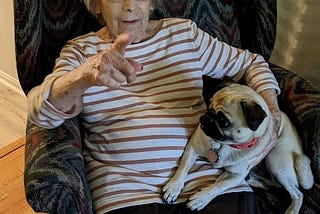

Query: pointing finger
left=110, top=33, right=133, bottom=55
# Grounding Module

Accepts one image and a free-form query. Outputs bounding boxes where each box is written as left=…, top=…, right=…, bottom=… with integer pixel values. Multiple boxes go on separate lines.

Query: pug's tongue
left=208, top=149, right=218, bottom=163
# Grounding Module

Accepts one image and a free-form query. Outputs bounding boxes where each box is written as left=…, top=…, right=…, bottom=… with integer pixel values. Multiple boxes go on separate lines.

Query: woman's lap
left=107, top=192, right=260, bottom=214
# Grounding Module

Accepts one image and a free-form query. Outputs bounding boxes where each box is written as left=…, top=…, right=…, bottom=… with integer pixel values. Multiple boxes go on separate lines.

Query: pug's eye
left=216, top=111, right=231, bottom=128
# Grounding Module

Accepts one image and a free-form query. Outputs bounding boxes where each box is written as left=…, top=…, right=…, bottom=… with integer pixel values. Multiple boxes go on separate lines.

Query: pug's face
left=201, top=76, right=268, bottom=145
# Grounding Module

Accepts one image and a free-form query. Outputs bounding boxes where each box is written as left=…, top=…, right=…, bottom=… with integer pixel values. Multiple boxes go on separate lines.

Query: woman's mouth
left=122, top=20, right=139, bottom=25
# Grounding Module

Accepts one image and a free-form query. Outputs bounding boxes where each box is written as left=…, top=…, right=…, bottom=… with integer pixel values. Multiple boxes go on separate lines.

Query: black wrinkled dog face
left=200, top=109, right=233, bottom=141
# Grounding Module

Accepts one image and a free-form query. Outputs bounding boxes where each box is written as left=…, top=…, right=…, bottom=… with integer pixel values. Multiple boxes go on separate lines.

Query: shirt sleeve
left=190, top=21, right=280, bottom=95
left=27, top=41, right=85, bottom=129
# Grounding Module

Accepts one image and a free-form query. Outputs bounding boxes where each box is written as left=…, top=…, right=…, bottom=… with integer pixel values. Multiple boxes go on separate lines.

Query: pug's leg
left=266, top=149, right=304, bottom=214
left=187, top=171, right=246, bottom=211
left=281, top=183, right=303, bottom=214
left=162, top=143, right=198, bottom=204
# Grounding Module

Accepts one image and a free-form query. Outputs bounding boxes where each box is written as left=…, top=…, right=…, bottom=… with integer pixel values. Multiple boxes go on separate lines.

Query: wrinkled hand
left=84, top=33, right=142, bottom=88
left=48, top=33, right=142, bottom=114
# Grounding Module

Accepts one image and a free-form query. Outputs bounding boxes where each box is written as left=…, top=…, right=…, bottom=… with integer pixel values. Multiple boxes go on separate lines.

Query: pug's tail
left=295, top=154, right=314, bottom=189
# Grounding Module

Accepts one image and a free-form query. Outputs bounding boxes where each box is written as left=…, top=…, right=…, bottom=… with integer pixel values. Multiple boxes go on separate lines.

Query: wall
left=0, top=0, right=18, bottom=81
left=270, top=0, right=320, bottom=86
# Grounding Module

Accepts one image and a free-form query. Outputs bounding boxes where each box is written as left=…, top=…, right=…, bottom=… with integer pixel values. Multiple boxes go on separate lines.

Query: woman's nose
left=123, top=0, right=136, bottom=11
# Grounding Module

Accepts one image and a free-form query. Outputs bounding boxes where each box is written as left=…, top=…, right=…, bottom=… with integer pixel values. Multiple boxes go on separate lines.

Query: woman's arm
left=28, top=33, right=141, bottom=128
left=259, top=88, right=281, bottom=133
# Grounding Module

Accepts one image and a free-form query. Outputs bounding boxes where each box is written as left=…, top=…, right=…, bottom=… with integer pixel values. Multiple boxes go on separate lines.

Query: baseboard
left=0, top=70, right=23, bottom=94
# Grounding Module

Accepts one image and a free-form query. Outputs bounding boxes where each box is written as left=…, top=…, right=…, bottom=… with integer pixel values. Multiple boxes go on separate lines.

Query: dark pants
left=107, top=192, right=260, bottom=214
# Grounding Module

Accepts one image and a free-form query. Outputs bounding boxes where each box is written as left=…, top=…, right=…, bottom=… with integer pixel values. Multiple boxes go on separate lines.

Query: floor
left=0, top=80, right=37, bottom=213
left=0, top=137, right=38, bottom=214
left=0, top=79, right=27, bottom=149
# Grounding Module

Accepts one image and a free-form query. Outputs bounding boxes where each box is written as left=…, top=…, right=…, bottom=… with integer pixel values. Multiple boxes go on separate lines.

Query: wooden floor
left=0, top=75, right=36, bottom=213
left=0, top=76, right=27, bottom=149
left=0, top=137, right=38, bottom=214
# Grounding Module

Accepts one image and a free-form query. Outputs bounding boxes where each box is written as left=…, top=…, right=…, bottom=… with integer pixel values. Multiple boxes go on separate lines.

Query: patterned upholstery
left=271, top=64, right=320, bottom=180
left=14, top=0, right=319, bottom=213
left=256, top=64, right=320, bottom=213
left=14, top=0, right=101, bottom=95
left=24, top=117, right=92, bottom=213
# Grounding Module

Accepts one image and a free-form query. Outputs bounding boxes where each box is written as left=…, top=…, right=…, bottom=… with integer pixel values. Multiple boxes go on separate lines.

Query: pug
left=162, top=76, right=314, bottom=214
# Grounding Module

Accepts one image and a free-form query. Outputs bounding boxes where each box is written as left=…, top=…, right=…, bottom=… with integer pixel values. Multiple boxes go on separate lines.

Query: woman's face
left=96, top=0, right=154, bottom=43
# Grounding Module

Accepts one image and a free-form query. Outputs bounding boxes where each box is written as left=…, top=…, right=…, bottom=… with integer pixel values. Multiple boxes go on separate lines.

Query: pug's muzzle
left=200, top=110, right=233, bottom=141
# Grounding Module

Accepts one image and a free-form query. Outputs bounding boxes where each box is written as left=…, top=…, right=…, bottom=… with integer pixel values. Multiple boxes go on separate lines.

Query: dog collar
left=230, top=138, right=258, bottom=149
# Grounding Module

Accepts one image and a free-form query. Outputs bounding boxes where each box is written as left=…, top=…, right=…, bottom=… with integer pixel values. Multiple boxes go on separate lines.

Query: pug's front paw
left=187, top=187, right=215, bottom=211
left=162, top=178, right=184, bottom=204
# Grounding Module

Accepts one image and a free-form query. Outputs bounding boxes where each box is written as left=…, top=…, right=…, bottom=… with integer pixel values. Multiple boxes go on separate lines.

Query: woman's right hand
left=48, top=33, right=142, bottom=114
left=84, top=33, right=142, bottom=88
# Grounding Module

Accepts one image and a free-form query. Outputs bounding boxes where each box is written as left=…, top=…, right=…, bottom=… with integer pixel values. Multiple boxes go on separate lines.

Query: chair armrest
left=270, top=63, right=320, bottom=181
left=253, top=63, right=320, bottom=213
left=24, top=117, right=93, bottom=214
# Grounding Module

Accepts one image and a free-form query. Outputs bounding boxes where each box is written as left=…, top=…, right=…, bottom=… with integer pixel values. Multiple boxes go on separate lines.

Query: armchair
left=14, top=0, right=320, bottom=213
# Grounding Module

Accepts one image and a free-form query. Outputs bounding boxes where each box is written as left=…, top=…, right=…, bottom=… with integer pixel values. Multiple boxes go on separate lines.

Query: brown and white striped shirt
left=28, top=18, right=280, bottom=213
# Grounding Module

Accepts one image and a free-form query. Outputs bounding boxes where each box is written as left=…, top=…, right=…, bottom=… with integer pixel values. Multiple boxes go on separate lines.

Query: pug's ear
left=240, top=101, right=267, bottom=131
left=202, top=75, right=236, bottom=108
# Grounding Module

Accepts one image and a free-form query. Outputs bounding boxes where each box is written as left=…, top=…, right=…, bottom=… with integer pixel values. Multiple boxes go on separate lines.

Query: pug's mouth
left=201, top=123, right=258, bottom=149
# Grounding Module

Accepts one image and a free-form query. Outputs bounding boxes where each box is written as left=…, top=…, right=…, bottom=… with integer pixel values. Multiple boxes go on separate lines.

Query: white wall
left=0, top=0, right=18, bottom=80
left=270, top=0, right=320, bottom=86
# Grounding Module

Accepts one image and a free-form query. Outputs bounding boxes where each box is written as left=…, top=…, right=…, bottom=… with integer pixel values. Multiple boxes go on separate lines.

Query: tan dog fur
left=162, top=82, right=314, bottom=214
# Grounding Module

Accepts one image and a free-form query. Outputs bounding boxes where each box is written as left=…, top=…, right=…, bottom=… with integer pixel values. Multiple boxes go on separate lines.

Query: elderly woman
left=28, top=0, right=281, bottom=213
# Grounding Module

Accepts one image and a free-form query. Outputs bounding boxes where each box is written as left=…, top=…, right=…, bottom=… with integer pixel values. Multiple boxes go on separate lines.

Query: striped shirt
left=28, top=18, right=280, bottom=213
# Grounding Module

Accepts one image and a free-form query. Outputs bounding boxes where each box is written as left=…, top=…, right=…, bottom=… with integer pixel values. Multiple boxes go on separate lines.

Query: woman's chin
left=131, top=33, right=147, bottom=43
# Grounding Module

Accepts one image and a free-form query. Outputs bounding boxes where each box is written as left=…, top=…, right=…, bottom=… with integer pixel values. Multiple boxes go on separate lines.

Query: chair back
left=14, top=0, right=276, bottom=94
